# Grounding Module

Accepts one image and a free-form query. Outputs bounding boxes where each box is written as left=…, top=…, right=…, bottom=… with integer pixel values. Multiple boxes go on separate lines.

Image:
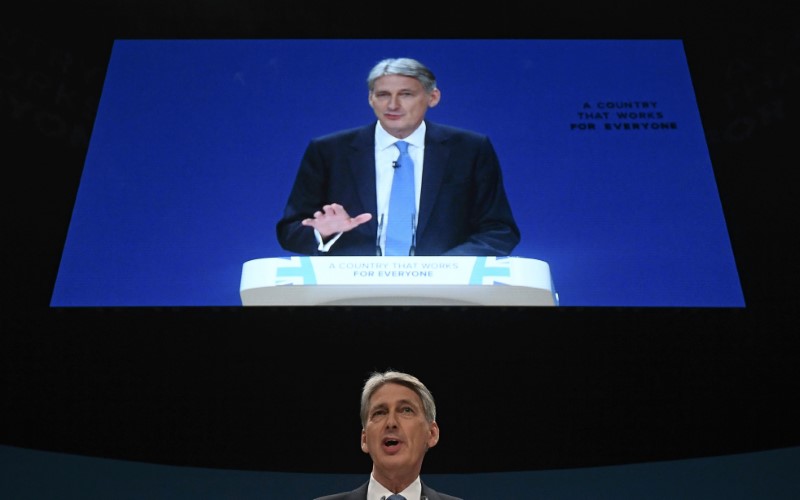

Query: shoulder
left=313, top=481, right=368, bottom=500
left=426, top=491, right=463, bottom=500
left=422, top=481, right=464, bottom=500
left=312, top=123, right=376, bottom=145
left=313, top=493, right=354, bottom=500
left=425, top=122, right=492, bottom=151
left=425, top=121, right=489, bottom=146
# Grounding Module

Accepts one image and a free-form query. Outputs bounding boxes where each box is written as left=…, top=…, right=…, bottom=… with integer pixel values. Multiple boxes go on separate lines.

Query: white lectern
left=240, top=256, right=558, bottom=306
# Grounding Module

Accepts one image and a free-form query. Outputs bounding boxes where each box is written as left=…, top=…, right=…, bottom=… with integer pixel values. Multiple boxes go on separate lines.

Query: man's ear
left=427, top=421, right=440, bottom=448
left=428, top=88, right=441, bottom=108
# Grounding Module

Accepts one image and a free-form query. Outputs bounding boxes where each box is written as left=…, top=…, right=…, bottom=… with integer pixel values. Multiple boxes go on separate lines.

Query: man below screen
left=313, top=370, right=463, bottom=500
left=276, top=57, right=520, bottom=257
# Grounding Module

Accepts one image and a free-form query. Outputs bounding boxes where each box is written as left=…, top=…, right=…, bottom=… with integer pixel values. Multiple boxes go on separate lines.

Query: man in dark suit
left=277, top=57, right=520, bottom=257
left=313, top=370, right=462, bottom=500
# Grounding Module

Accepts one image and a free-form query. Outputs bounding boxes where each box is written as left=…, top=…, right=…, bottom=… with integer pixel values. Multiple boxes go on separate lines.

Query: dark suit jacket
left=313, top=480, right=463, bottom=500
left=277, top=121, right=520, bottom=256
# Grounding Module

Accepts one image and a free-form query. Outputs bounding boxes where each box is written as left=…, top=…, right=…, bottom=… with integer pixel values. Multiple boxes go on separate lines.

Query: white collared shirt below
left=367, top=474, right=423, bottom=500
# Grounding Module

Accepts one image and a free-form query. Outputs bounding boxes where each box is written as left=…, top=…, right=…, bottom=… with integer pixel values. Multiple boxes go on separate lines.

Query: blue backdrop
left=51, top=39, right=744, bottom=307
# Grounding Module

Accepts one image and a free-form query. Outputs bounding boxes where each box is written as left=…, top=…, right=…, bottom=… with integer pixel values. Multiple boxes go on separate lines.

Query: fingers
left=310, top=203, right=347, bottom=220
left=352, top=213, right=373, bottom=225
left=302, top=204, right=344, bottom=224
left=321, top=203, right=344, bottom=217
left=301, top=205, right=373, bottom=233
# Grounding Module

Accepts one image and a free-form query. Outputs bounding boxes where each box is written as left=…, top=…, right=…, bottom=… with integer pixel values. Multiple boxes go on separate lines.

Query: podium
left=240, top=256, right=558, bottom=306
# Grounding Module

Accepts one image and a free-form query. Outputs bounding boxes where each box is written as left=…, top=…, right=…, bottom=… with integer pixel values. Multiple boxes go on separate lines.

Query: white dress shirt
left=374, top=121, right=425, bottom=254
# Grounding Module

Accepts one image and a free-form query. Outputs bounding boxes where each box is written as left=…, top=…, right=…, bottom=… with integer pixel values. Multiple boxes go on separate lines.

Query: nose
left=388, top=94, right=400, bottom=110
left=385, top=410, right=400, bottom=427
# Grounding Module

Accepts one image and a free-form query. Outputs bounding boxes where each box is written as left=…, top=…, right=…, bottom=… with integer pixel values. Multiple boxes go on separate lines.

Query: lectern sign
left=240, top=256, right=558, bottom=306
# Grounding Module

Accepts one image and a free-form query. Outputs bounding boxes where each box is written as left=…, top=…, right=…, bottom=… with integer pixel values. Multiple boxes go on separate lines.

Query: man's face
left=369, top=74, right=440, bottom=139
left=361, top=382, right=439, bottom=479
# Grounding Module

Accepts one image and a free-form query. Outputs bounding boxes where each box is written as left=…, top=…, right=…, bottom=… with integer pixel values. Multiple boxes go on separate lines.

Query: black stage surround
left=2, top=0, right=799, bottom=481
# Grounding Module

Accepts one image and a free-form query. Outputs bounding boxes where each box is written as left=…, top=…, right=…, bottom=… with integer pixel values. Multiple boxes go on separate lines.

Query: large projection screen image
left=50, top=39, right=744, bottom=307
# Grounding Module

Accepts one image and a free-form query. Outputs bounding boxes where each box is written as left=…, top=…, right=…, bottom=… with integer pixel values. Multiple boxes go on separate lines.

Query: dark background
left=3, top=0, right=799, bottom=476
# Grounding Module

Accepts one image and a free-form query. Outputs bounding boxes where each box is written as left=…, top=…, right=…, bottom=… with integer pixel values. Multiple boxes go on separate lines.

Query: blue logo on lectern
left=468, top=257, right=511, bottom=285
left=276, top=256, right=317, bottom=285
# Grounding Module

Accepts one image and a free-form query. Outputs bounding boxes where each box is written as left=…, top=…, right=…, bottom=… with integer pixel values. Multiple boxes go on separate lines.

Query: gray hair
left=367, top=58, right=437, bottom=94
left=360, top=370, right=437, bottom=428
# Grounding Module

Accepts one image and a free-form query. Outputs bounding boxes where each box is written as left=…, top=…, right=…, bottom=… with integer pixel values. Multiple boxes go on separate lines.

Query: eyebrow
left=370, top=398, right=418, bottom=412
left=374, top=88, right=417, bottom=94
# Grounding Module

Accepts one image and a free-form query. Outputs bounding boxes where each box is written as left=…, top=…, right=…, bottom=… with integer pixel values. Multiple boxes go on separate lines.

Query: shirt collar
left=375, top=121, right=426, bottom=151
left=367, top=474, right=422, bottom=500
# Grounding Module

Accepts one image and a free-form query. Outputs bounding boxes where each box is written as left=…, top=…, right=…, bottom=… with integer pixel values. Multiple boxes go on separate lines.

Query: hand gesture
left=301, top=203, right=372, bottom=241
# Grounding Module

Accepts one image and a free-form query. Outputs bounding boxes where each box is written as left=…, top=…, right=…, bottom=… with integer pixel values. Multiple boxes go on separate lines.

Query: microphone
left=375, top=213, right=385, bottom=256
left=392, top=160, right=399, bottom=169
left=409, top=212, right=417, bottom=256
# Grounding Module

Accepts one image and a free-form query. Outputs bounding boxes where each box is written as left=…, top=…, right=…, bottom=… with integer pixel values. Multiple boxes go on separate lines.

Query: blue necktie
left=384, top=140, right=416, bottom=256
left=386, top=496, right=407, bottom=500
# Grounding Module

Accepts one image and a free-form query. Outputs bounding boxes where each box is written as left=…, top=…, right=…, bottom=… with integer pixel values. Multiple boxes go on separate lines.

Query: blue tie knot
left=386, top=495, right=407, bottom=500
left=395, top=140, right=409, bottom=154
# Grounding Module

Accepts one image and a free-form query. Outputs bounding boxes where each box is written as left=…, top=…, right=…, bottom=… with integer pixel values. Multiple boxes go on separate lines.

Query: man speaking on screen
left=276, top=57, right=520, bottom=257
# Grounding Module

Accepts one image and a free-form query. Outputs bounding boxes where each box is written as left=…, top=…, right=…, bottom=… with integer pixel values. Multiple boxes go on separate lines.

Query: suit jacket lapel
left=348, top=124, right=379, bottom=221
left=418, top=122, right=450, bottom=240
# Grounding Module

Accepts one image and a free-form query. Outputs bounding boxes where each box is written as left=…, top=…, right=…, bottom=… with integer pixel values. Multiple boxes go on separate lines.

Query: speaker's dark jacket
left=277, top=121, right=520, bottom=256
left=313, top=480, right=463, bottom=500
